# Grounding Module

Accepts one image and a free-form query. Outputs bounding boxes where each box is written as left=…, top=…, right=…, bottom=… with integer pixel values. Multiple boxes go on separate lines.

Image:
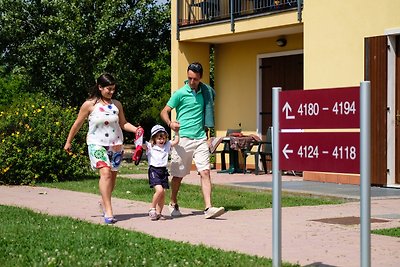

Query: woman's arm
left=114, top=100, right=138, bottom=133
left=64, top=100, right=92, bottom=152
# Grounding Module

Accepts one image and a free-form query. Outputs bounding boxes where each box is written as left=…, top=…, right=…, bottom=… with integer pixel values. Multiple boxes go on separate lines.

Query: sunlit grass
left=117, top=161, right=148, bottom=175
left=0, top=205, right=300, bottom=267
left=372, top=227, right=400, bottom=238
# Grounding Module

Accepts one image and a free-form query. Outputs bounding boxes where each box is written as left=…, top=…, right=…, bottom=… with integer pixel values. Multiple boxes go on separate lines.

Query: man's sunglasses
left=187, top=63, right=202, bottom=73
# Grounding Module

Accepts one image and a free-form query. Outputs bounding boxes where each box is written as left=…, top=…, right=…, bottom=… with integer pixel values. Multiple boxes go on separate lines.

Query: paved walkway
left=1, top=170, right=400, bottom=267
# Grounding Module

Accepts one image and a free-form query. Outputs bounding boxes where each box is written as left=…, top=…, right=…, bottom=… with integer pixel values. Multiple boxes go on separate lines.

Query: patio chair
left=242, top=126, right=273, bottom=175
left=214, top=129, right=242, bottom=170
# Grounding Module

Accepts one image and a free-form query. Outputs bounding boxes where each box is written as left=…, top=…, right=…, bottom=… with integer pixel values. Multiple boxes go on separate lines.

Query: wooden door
left=364, top=36, right=387, bottom=186
left=396, top=36, right=400, bottom=184
left=260, top=54, right=303, bottom=135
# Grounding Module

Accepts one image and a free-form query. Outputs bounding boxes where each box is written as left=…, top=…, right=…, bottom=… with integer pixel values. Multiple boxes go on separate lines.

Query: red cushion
left=229, top=132, right=243, bottom=137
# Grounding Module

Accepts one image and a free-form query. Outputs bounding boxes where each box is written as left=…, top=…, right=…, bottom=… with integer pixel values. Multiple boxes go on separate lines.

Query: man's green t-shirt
left=167, top=83, right=206, bottom=139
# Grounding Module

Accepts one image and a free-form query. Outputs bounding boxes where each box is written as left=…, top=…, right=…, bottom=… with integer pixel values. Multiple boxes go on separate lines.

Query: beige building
left=170, top=0, right=400, bottom=187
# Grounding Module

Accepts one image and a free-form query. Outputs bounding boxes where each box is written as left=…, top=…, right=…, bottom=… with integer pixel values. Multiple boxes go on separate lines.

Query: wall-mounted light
left=276, top=37, right=287, bottom=47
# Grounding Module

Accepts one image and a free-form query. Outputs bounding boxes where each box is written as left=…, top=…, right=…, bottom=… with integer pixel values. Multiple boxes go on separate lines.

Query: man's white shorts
left=170, top=137, right=210, bottom=177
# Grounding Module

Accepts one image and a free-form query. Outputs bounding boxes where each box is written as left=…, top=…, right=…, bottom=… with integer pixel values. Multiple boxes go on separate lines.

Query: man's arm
left=161, top=105, right=180, bottom=131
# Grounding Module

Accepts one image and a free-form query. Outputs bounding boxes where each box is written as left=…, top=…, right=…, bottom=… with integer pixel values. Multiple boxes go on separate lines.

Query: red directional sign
left=279, top=87, right=359, bottom=129
left=279, top=132, right=360, bottom=174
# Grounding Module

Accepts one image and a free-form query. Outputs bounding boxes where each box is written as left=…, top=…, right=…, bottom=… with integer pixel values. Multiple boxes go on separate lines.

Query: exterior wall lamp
left=276, top=38, right=287, bottom=47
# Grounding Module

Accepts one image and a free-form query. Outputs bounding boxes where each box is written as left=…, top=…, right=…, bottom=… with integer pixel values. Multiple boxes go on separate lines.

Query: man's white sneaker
left=168, top=203, right=182, bottom=217
left=204, top=207, right=225, bottom=219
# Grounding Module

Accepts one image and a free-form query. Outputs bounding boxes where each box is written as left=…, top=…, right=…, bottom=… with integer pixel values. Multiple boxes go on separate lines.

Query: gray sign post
left=272, top=87, right=282, bottom=267
left=360, top=81, right=371, bottom=267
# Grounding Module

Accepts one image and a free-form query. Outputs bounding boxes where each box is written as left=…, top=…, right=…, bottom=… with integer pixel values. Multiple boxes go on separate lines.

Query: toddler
left=143, top=125, right=179, bottom=220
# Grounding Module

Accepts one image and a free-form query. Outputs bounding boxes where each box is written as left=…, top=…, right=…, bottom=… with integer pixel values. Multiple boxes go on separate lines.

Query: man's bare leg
left=169, top=176, right=183, bottom=216
left=199, top=169, right=225, bottom=219
left=199, top=169, right=212, bottom=208
left=170, top=176, right=182, bottom=204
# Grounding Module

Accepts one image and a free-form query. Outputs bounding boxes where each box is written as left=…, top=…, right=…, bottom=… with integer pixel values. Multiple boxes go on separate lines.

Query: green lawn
left=372, top=227, right=400, bottom=238
left=0, top=205, right=299, bottom=267
left=117, top=161, right=149, bottom=175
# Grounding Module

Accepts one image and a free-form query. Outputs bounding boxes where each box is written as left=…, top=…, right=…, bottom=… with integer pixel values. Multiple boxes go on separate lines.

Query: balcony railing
left=177, top=0, right=302, bottom=28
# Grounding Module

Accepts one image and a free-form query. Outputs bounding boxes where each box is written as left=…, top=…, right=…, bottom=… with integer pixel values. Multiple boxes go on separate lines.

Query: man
left=160, top=62, right=225, bottom=219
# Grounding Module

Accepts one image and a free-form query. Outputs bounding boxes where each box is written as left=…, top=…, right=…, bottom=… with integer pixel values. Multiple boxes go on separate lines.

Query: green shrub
left=0, top=93, right=91, bottom=185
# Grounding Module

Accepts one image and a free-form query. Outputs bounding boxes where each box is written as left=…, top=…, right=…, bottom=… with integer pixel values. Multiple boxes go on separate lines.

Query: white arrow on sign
left=282, top=102, right=295, bottom=120
left=282, top=144, right=293, bottom=159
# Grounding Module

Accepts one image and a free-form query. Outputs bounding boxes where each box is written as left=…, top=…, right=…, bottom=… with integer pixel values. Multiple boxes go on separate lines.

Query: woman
left=64, top=73, right=139, bottom=224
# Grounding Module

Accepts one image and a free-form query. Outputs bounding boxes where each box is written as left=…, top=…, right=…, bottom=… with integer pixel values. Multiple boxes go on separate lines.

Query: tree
left=0, top=0, right=171, bottom=134
left=0, top=67, right=27, bottom=110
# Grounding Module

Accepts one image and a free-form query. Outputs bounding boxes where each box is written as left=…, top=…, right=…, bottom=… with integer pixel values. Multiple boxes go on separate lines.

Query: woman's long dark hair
left=88, top=73, right=117, bottom=99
